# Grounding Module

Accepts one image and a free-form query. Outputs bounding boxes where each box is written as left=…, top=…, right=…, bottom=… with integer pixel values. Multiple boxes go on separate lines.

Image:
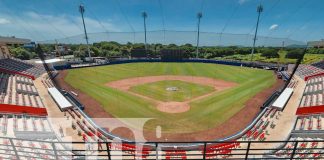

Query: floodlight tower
left=142, top=11, right=148, bottom=53
left=79, top=4, right=91, bottom=59
left=196, top=12, right=202, bottom=59
left=250, top=4, right=263, bottom=62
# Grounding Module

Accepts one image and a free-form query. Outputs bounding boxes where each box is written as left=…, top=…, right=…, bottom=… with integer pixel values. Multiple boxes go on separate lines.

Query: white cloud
left=269, top=24, right=279, bottom=30
left=238, top=0, right=249, bottom=5
left=0, top=18, right=10, bottom=24
left=0, top=11, right=121, bottom=41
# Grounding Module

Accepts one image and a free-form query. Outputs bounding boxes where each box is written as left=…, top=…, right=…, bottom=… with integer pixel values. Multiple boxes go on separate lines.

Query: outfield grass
left=129, top=80, right=215, bottom=102
left=64, top=63, right=276, bottom=133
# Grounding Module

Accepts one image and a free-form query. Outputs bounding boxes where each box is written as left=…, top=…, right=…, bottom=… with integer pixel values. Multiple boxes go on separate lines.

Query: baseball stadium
left=0, top=0, right=324, bottom=159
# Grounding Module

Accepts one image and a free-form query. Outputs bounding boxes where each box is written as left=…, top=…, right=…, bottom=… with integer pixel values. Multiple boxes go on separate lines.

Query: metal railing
left=0, top=137, right=323, bottom=159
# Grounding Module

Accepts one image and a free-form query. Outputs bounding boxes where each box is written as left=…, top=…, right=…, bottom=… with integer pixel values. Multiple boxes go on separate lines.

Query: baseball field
left=62, top=62, right=277, bottom=137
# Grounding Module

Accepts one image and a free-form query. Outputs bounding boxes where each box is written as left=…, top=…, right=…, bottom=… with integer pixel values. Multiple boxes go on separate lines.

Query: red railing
left=304, top=72, right=324, bottom=81
left=0, top=68, right=35, bottom=80
left=296, top=105, right=324, bottom=115
left=0, top=104, right=47, bottom=116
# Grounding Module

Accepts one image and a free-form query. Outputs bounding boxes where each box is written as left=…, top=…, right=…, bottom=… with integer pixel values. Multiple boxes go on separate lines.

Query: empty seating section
left=287, top=77, right=298, bottom=89
left=274, top=138, right=324, bottom=159
left=312, top=60, right=324, bottom=69
left=273, top=69, right=324, bottom=159
left=165, top=150, right=187, bottom=159
left=0, top=71, right=44, bottom=108
left=0, top=137, right=73, bottom=159
left=299, top=75, right=324, bottom=108
left=0, top=114, right=52, bottom=136
left=295, top=115, right=323, bottom=131
left=296, top=64, right=323, bottom=79
left=67, top=109, right=106, bottom=143
left=204, top=142, right=240, bottom=159
left=241, top=108, right=277, bottom=141
left=109, top=143, right=152, bottom=159
left=0, top=58, right=45, bottom=78
left=41, top=75, right=55, bottom=88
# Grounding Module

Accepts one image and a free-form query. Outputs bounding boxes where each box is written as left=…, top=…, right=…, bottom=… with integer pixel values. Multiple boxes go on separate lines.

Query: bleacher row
left=67, top=109, right=106, bottom=142
left=0, top=137, right=72, bottom=160
left=273, top=62, right=324, bottom=159
left=0, top=114, right=53, bottom=134
left=295, top=114, right=323, bottom=131
left=274, top=138, right=324, bottom=159
left=0, top=113, right=73, bottom=159
left=241, top=108, right=277, bottom=141
left=0, top=72, right=44, bottom=108
left=0, top=58, right=45, bottom=78
left=287, top=77, right=299, bottom=89
left=296, top=64, right=323, bottom=79
left=299, top=75, right=324, bottom=108
left=41, top=76, right=55, bottom=88
left=299, top=94, right=323, bottom=107
left=312, top=60, right=324, bottom=70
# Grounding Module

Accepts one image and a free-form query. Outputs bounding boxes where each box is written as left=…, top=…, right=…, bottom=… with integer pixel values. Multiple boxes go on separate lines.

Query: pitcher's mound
left=156, top=102, right=190, bottom=113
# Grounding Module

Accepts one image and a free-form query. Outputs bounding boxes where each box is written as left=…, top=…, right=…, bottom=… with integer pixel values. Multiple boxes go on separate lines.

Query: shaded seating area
left=0, top=71, right=44, bottom=108
left=0, top=58, right=45, bottom=78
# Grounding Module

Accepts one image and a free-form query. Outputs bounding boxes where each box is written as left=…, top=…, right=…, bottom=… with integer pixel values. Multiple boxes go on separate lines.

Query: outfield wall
left=63, top=59, right=285, bottom=71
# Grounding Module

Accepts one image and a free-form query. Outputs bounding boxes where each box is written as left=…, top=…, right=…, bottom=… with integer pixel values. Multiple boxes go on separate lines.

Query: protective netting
left=38, top=31, right=305, bottom=47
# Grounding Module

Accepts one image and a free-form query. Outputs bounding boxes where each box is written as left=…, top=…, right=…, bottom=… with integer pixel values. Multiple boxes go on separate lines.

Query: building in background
left=0, top=36, right=31, bottom=59
left=308, top=39, right=324, bottom=48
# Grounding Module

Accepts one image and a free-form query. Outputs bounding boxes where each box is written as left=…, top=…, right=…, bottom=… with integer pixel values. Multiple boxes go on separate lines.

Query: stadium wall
left=65, top=59, right=283, bottom=70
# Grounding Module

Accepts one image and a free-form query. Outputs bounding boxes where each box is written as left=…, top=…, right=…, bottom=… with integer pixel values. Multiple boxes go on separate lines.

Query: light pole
left=196, top=12, right=202, bottom=59
left=250, top=4, right=263, bottom=62
left=142, top=11, right=148, bottom=53
left=79, top=4, right=91, bottom=59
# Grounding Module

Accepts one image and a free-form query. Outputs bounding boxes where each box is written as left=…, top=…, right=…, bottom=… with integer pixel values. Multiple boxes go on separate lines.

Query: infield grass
left=64, top=63, right=276, bottom=133
left=129, top=80, right=215, bottom=102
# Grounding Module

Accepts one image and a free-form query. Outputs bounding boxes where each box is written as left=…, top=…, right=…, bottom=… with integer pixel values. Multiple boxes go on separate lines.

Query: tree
left=261, top=49, right=279, bottom=58
left=9, top=47, right=33, bottom=60
left=286, top=49, right=304, bottom=59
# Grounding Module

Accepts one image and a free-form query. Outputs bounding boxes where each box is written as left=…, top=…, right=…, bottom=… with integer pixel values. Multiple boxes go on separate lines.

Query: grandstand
left=0, top=48, right=322, bottom=159
left=1, top=0, right=324, bottom=158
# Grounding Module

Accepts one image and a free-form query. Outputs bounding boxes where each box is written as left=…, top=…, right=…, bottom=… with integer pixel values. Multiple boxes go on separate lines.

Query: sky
left=0, top=0, right=324, bottom=45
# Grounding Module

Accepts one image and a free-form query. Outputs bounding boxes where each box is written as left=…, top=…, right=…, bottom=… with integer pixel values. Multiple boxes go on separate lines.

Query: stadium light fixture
left=250, top=4, right=263, bottom=62
left=142, top=11, right=148, bottom=53
left=79, top=4, right=91, bottom=59
left=196, top=12, right=202, bottom=59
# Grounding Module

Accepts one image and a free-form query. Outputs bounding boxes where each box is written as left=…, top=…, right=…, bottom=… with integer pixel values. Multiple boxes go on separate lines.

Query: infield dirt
left=55, top=70, right=283, bottom=141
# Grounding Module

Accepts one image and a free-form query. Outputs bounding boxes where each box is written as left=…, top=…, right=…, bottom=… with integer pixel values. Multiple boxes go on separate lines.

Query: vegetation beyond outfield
left=64, top=62, right=276, bottom=133
left=11, top=43, right=324, bottom=64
